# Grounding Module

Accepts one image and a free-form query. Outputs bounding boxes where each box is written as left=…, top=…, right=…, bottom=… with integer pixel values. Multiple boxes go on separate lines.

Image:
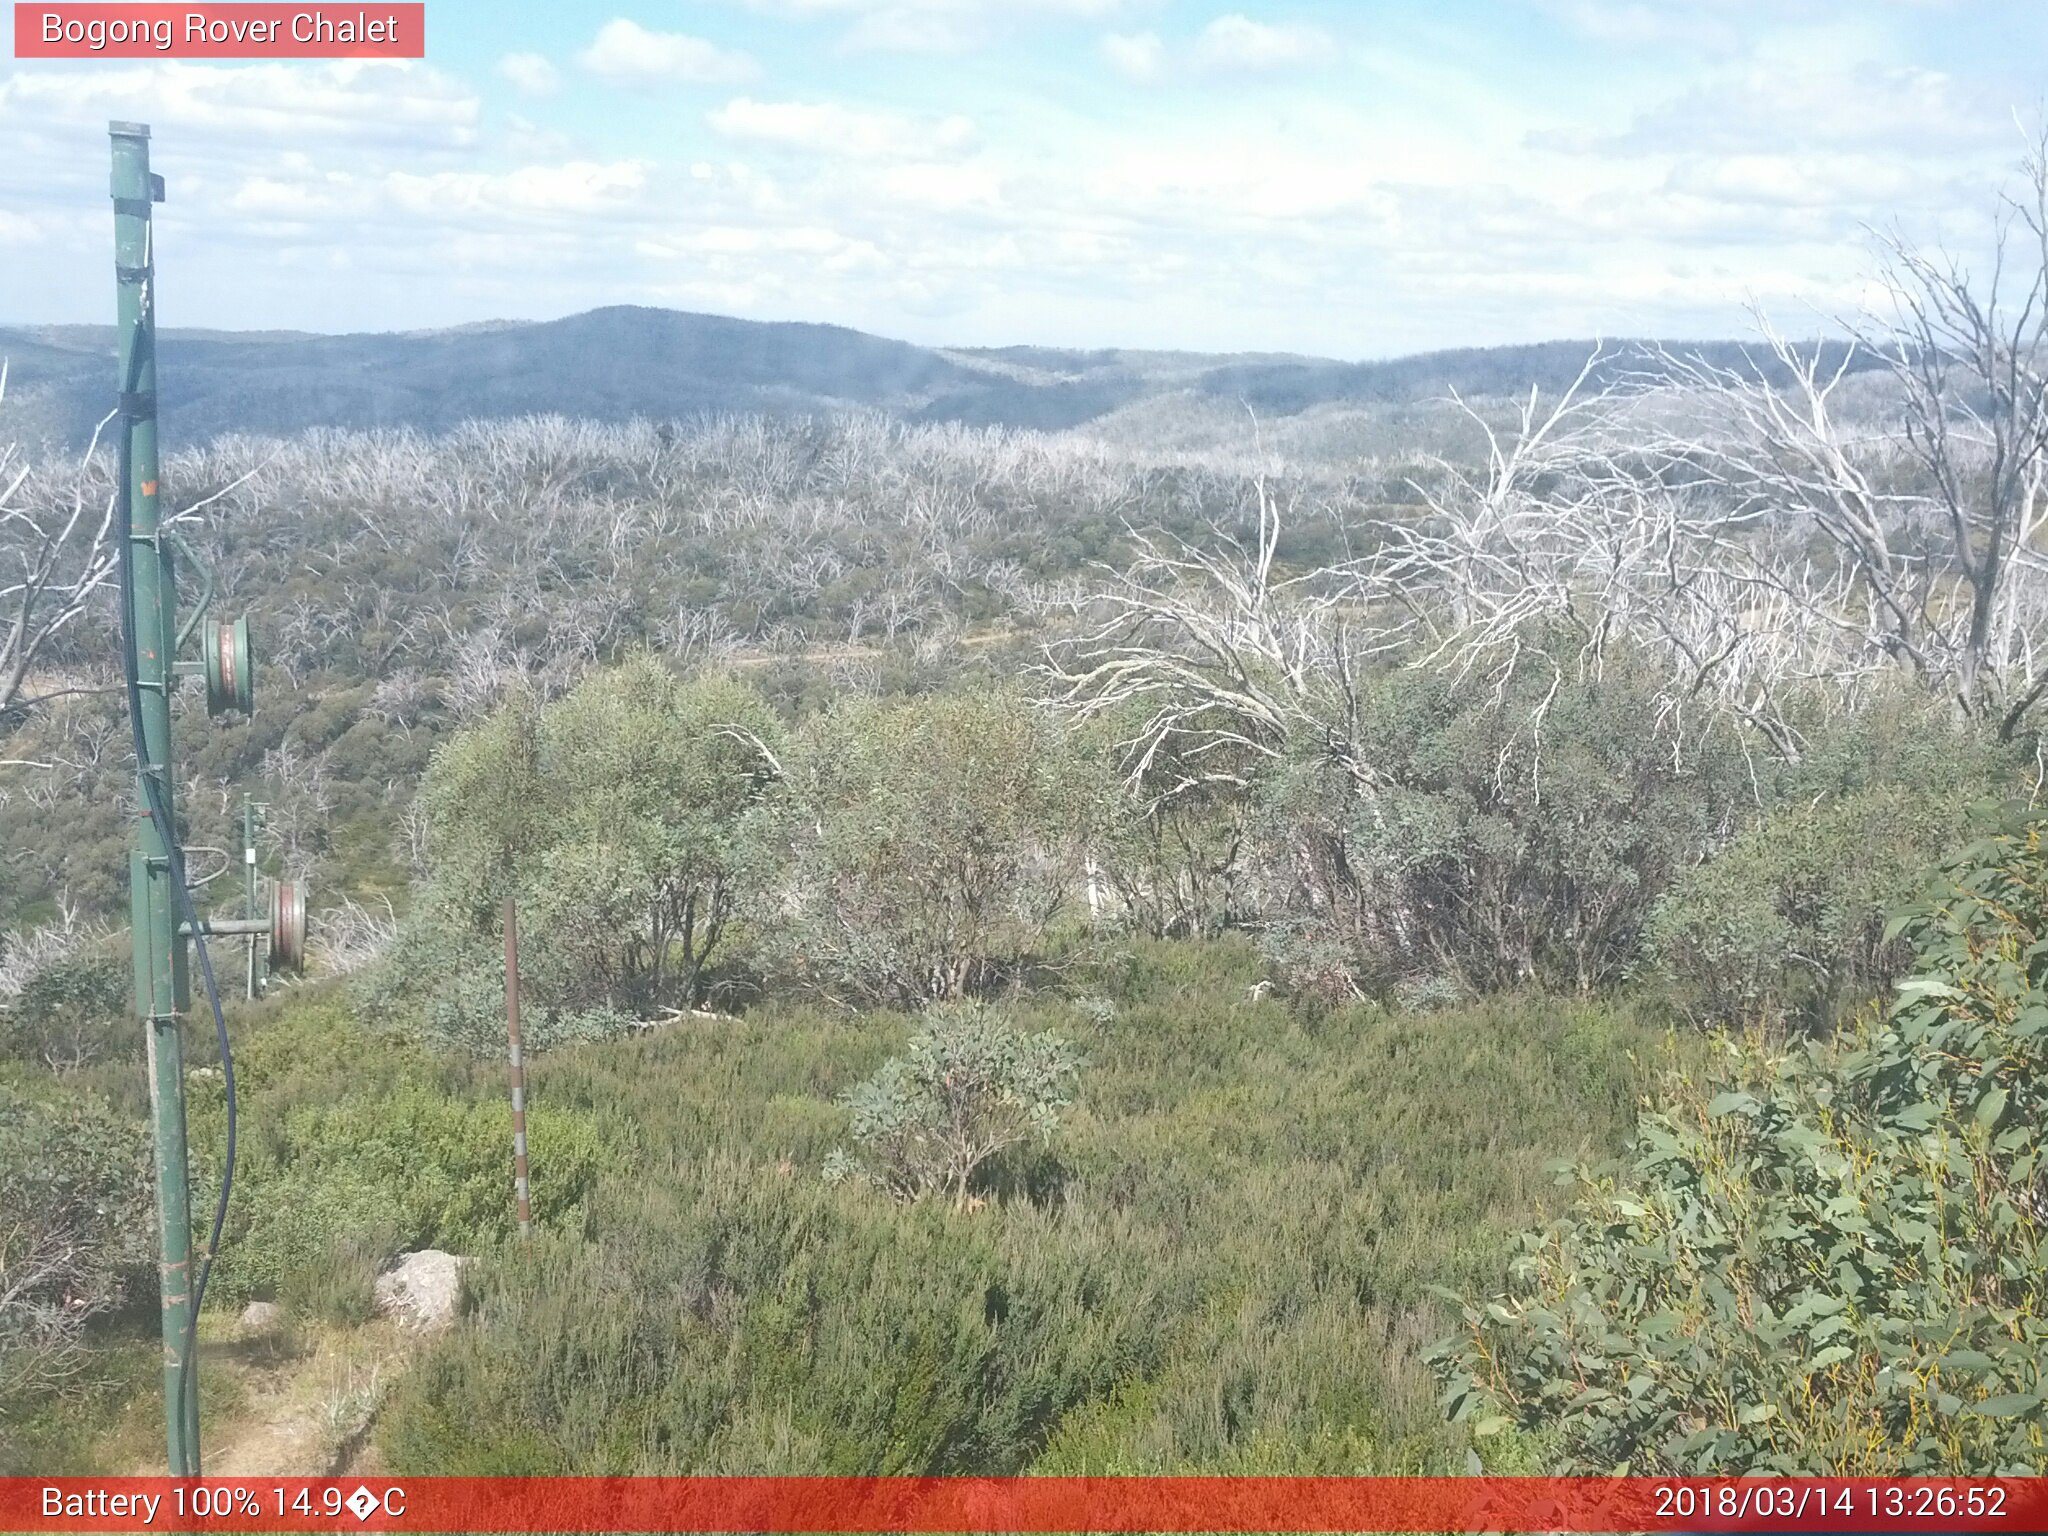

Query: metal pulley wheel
left=268, top=878, right=306, bottom=973
left=205, top=615, right=253, bottom=716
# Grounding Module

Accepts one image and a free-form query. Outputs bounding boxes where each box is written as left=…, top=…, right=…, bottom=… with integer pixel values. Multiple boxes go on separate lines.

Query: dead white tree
left=1638, top=128, right=2048, bottom=739
left=1364, top=348, right=1635, bottom=726
left=1058, top=128, right=2048, bottom=784
left=0, top=1216, right=102, bottom=1399
left=0, top=366, right=120, bottom=717
left=1871, top=131, right=2048, bottom=733
left=1367, top=351, right=1880, bottom=762
left=365, top=668, right=439, bottom=735
left=1047, top=476, right=1385, bottom=804
left=1048, top=344, right=1898, bottom=812
left=310, top=892, right=398, bottom=976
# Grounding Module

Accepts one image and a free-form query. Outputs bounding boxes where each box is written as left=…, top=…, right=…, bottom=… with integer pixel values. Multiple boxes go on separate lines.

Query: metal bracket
left=177, top=917, right=269, bottom=938
left=166, top=530, right=215, bottom=653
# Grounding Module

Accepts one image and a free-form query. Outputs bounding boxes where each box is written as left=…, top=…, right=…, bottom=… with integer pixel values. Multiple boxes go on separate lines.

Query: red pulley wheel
left=205, top=615, right=253, bottom=716
left=268, top=878, right=306, bottom=973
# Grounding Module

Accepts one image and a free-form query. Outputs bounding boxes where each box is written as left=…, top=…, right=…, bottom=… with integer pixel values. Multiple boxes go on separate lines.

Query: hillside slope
left=0, top=305, right=1879, bottom=448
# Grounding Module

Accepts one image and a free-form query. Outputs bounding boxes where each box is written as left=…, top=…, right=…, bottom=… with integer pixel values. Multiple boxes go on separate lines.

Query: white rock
left=238, top=1300, right=282, bottom=1331
left=372, top=1249, right=471, bottom=1332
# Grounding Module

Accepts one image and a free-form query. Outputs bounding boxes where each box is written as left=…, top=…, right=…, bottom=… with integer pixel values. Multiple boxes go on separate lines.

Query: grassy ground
left=379, top=938, right=1676, bottom=1474
left=13, top=937, right=1682, bottom=1476
left=7, top=1308, right=437, bottom=1476
left=3, top=1329, right=165, bottom=1475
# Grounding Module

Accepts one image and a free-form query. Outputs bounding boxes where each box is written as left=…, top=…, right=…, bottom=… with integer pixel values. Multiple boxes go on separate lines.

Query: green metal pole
left=113, top=119, right=199, bottom=1477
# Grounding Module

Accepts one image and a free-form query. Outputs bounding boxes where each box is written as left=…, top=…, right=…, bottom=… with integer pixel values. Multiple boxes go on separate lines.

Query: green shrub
left=1647, top=701, right=2024, bottom=1031
left=1255, top=652, right=1751, bottom=1000
left=364, top=657, right=784, bottom=1049
left=183, top=1001, right=612, bottom=1307
left=1434, top=809, right=2048, bottom=1475
left=381, top=1162, right=1157, bottom=1476
left=0, top=1083, right=150, bottom=1410
left=196, top=1085, right=608, bottom=1306
left=825, top=1004, right=1081, bottom=1206
left=769, top=691, right=1106, bottom=1005
left=278, top=1224, right=400, bottom=1328
left=354, top=889, right=636, bottom=1056
left=0, top=945, right=131, bottom=1072
left=1646, top=785, right=1969, bottom=1029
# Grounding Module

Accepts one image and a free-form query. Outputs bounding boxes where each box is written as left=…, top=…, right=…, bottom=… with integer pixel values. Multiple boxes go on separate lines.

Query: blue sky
left=1, top=1, right=2043, bottom=356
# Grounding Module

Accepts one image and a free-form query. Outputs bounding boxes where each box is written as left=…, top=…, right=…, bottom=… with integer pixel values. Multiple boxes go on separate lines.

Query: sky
left=0, top=0, right=2043, bottom=357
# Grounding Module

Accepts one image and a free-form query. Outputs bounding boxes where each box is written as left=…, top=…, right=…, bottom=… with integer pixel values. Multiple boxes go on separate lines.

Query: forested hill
left=0, top=304, right=1856, bottom=448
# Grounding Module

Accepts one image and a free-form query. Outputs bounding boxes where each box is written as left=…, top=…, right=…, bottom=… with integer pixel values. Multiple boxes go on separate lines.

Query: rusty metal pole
left=242, top=796, right=259, bottom=1001
left=504, top=894, right=532, bottom=1241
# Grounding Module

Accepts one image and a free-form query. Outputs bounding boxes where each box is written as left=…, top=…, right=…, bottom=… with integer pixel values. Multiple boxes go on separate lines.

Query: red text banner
left=4, top=1476, right=2047, bottom=1533
left=13, top=5, right=424, bottom=58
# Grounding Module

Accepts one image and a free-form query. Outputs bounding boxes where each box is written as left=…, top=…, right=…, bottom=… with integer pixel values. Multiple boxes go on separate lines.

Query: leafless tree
left=1048, top=476, right=1384, bottom=804
left=1057, top=128, right=2048, bottom=785
left=311, top=892, right=397, bottom=976
left=1, top=1217, right=102, bottom=1399
left=260, top=738, right=335, bottom=882
left=1364, top=350, right=1638, bottom=722
left=1634, top=127, right=2048, bottom=739
left=0, top=903, right=103, bottom=1008
left=1872, top=132, right=2048, bottom=730
left=660, top=606, right=744, bottom=670
left=0, top=367, right=120, bottom=717
left=366, top=668, right=438, bottom=734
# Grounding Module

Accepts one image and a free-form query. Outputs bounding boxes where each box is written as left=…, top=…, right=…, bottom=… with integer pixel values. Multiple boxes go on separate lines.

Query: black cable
left=115, top=302, right=236, bottom=1476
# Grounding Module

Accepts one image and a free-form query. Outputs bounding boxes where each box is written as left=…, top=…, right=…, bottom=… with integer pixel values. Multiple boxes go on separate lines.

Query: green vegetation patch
left=181, top=997, right=615, bottom=1312
left=378, top=939, right=1673, bottom=1475
left=1440, top=809, right=2048, bottom=1475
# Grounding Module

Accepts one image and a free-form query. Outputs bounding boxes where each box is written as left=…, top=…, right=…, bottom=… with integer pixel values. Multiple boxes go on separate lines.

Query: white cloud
left=1663, top=153, right=1918, bottom=210
left=1099, top=18, right=1331, bottom=84
left=1531, top=0, right=1745, bottom=53
left=871, top=161, right=1004, bottom=211
left=577, top=20, right=759, bottom=84
left=0, top=60, right=478, bottom=151
left=1600, top=62, right=2012, bottom=157
left=0, top=58, right=481, bottom=220
left=385, top=161, right=652, bottom=218
left=1192, top=15, right=1333, bottom=73
left=210, top=159, right=656, bottom=229
left=742, top=0, right=1130, bottom=53
left=1079, top=130, right=1397, bottom=223
left=0, top=4, right=2032, bottom=354
left=842, top=8, right=980, bottom=52
left=496, top=52, right=561, bottom=98
left=504, top=112, right=575, bottom=159
left=708, top=98, right=977, bottom=160
left=1100, top=31, right=1165, bottom=82
left=748, top=0, right=1124, bottom=19
left=634, top=225, right=880, bottom=266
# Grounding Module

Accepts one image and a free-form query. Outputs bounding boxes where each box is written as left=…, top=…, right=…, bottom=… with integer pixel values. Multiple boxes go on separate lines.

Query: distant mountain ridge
left=0, top=304, right=1867, bottom=449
